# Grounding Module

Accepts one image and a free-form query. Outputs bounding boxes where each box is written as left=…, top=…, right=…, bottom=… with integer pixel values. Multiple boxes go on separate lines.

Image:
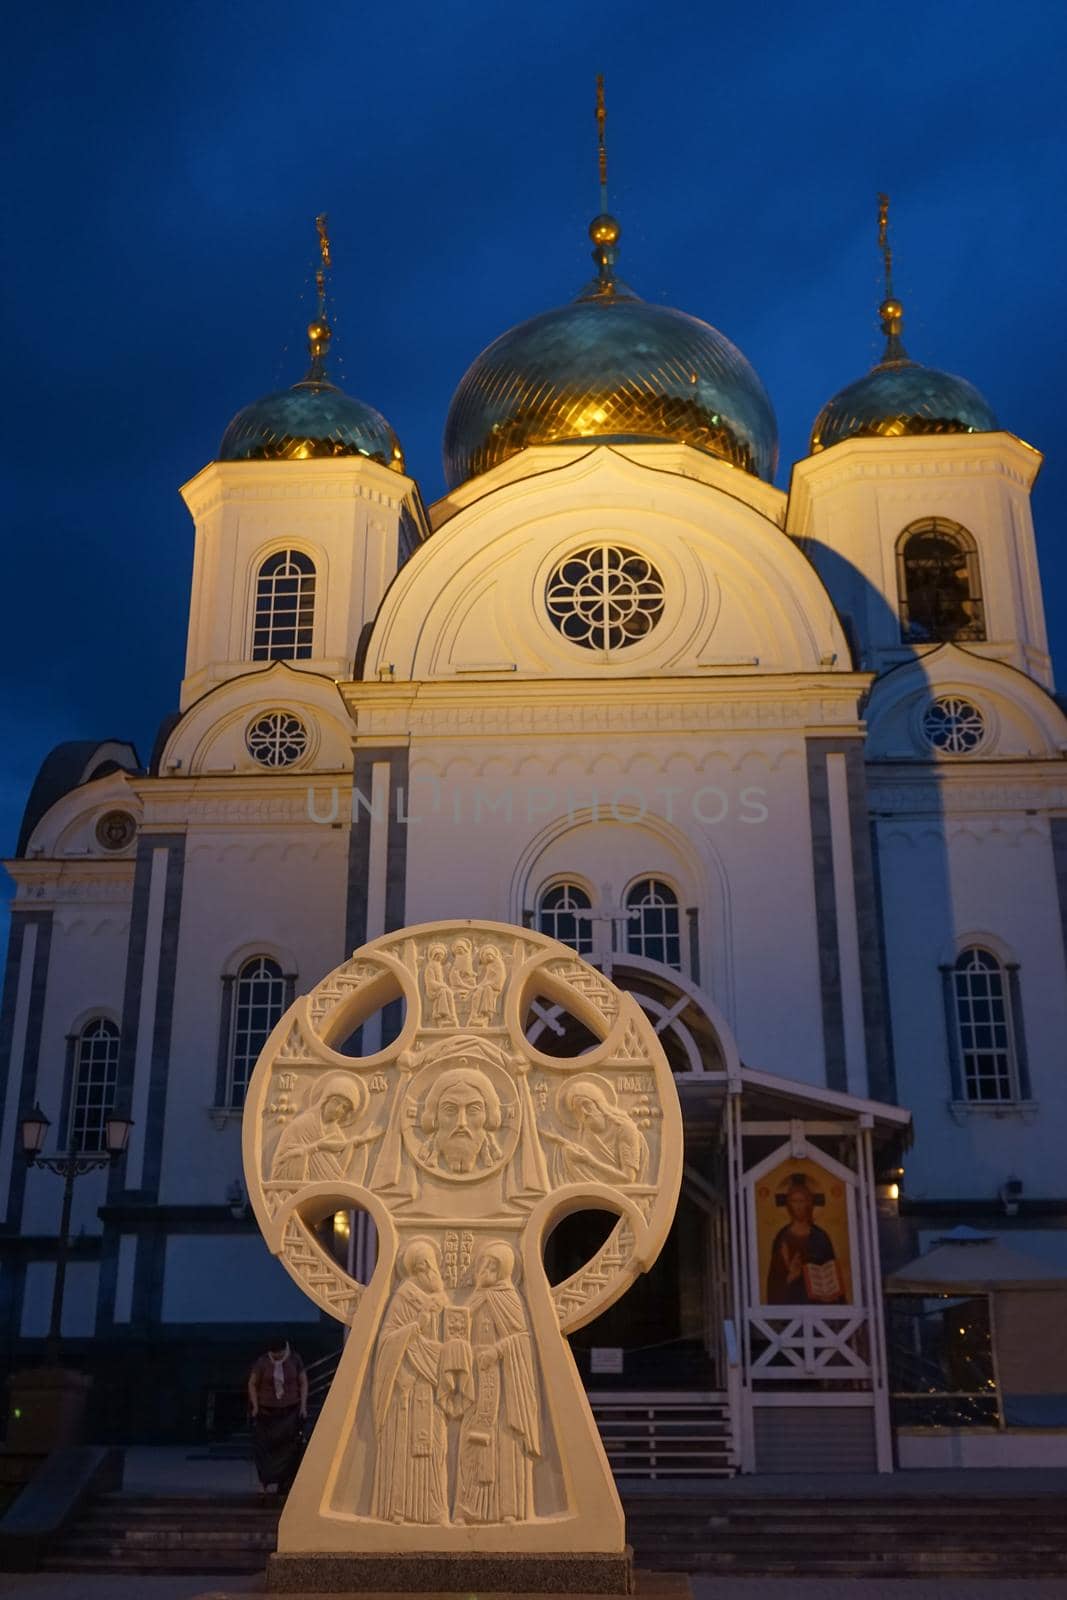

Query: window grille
left=537, top=883, right=593, bottom=955
left=625, top=878, right=682, bottom=969
left=229, top=956, right=286, bottom=1107
left=251, top=550, right=316, bottom=661
left=953, top=948, right=1017, bottom=1103
left=922, top=696, right=986, bottom=755
left=897, top=520, right=985, bottom=644
left=69, top=1018, right=120, bottom=1151
left=246, top=709, right=309, bottom=768
left=545, top=545, right=665, bottom=654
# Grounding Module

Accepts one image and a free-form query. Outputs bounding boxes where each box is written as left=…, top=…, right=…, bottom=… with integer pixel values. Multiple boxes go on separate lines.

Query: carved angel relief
left=242, top=920, right=681, bottom=1557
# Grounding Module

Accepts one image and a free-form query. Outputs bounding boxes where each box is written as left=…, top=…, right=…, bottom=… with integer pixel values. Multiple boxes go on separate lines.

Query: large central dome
left=443, top=217, right=778, bottom=490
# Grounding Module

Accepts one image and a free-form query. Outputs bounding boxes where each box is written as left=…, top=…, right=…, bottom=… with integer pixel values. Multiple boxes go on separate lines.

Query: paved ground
left=3, top=1577, right=1067, bottom=1598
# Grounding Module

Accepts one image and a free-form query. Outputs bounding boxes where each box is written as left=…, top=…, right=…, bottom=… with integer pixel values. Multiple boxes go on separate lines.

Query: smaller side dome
left=811, top=349, right=997, bottom=454
left=219, top=379, right=404, bottom=469
left=811, top=195, right=998, bottom=454
left=218, top=215, right=405, bottom=472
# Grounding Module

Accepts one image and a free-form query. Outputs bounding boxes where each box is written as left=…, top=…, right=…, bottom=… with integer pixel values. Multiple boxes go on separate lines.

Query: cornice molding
left=180, top=459, right=416, bottom=519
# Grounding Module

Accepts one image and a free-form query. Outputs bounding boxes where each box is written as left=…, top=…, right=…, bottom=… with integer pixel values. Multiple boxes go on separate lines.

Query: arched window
left=229, top=956, right=286, bottom=1107
left=537, top=883, right=593, bottom=955
left=897, top=519, right=985, bottom=644
left=251, top=550, right=316, bottom=661
left=626, top=878, right=681, bottom=970
left=952, top=948, right=1017, bottom=1103
left=69, top=1018, right=120, bottom=1151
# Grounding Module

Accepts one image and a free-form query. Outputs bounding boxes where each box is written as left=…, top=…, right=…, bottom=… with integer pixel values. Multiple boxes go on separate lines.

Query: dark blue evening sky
left=3, top=0, right=1066, bottom=938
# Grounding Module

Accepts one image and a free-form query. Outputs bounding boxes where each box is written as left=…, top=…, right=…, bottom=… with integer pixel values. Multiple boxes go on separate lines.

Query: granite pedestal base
left=266, top=1548, right=635, bottom=1593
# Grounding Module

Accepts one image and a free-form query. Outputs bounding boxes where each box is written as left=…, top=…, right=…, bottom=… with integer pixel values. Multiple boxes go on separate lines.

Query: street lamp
left=22, top=1103, right=133, bottom=1365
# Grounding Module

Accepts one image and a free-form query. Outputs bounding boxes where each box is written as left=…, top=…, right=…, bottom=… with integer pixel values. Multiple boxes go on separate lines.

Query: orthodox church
left=3, top=134, right=1066, bottom=1476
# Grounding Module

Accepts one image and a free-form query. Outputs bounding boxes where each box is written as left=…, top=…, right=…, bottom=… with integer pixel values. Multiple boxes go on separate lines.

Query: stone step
left=60, top=1530, right=277, bottom=1550
left=627, top=1504, right=1067, bottom=1522
left=626, top=1493, right=1067, bottom=1508
left=81, top=1506, right=278, bottom=1523
left=670, top=1557, right=1067, bottom=1576
left=637, top=1533, right=1067, bottom=1553
left=633, top=1531, right=1067, bottom=1549
left=44, top=1490, right=1067, bottom=1580
left=628, top=1508, right=1067, bottom=1525
left=41, top=1554, right=267, bottom=1575
left=93, top=1494, right=268, bottom=1510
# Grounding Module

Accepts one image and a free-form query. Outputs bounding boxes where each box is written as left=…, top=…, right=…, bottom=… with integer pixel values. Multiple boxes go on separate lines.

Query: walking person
left=248, top=1335, right=308, bottom=1494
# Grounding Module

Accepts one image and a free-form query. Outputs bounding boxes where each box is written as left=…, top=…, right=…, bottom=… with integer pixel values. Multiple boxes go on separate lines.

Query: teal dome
left=219, top=377, right=405, bottom=469
left=812, top=310, right=997, bottom=454
left=443, top=217, right=778, bottom=489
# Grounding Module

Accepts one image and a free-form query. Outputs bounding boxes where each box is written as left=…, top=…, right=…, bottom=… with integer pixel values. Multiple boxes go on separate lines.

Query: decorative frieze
left=351, top=695, right=866, bottom=739
left=871, top=780, right=1067, bottom=815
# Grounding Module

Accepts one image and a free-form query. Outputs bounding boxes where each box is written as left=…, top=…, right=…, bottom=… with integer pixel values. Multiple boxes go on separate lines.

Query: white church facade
left=3, top=194, right=1066, bottom=1475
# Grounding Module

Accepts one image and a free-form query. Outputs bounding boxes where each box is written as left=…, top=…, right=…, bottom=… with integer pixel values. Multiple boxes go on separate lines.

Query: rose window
left=921, top=696, right=986, bottom=754
left=545, top=545, right=665, bottom=653
left=246, top=710, right=310, bottom=768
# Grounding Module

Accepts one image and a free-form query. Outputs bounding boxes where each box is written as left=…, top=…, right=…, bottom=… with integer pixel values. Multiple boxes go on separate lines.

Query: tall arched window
left=897, top=519, right=985, bottom=644
left=229, top=956, right=286, bottom=1107
left=626, top=878, right=681, bottom=970
left=537, top=883, right=593, bottom=955
left=69, top=1018, right=120, bottom=1151
left=952, top=947, right=1017, bottom=1103
left=251, top=550, right=316, bottom=661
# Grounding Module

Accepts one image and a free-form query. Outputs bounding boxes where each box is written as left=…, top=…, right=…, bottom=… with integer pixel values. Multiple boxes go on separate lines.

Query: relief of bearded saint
left=454, top=1242, right=540, bottom=1526
left=371, top=1238, right=449, bottom=1525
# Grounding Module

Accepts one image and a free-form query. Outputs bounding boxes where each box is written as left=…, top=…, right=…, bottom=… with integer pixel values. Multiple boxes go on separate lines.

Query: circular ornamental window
left=545, top=544, right=665, bottom=653
left=921, top=696, right=986, bottom=755
left=246, top=710, right=310, bottom=768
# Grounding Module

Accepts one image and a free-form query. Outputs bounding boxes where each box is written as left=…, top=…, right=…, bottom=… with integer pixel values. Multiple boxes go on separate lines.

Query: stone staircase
left=42, top=1486, right=1067, bottom=1577
left=628, top=1492, right=1067, bottom=1577
left=40, top=1492, right=276, bottom=1575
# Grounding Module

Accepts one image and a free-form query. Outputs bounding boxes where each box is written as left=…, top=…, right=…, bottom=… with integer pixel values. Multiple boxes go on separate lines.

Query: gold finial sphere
left=879, top=297, right=904, bottom=334
left=307, top=318, right=332, bottom=362
left=589, top=213, right=620, bottom=247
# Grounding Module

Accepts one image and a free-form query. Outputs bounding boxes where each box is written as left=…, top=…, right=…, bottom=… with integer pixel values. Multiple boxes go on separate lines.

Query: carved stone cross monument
left=243, top=920, right=682, bottom=1592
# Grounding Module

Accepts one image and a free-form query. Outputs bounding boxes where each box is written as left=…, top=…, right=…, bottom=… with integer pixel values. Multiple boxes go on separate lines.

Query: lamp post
left=21, top=1102, right=132, bottom=1366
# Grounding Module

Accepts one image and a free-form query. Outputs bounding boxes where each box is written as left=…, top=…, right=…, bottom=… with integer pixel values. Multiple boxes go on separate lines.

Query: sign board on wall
left=590, top=1347, right=624, bottom=1375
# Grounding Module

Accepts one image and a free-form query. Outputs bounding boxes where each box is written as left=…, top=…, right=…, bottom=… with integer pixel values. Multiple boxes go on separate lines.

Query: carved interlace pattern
left=307, top=959, right=381, bottom=1030
left=282, top=1215, right=363, bottom=1322
left=552, top=1219, right=636, bottom=1323
left=922, top=695, right=986, bottom=754
left=246, top=709, right=309, bottom=768
left=541, top=959, right=620, bottom=1022
left=545, top=545, right=665, bottom=653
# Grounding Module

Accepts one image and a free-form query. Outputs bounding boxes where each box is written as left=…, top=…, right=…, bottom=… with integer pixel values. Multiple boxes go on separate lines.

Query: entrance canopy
left=888, top=1234, right=1067, bottom=1292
